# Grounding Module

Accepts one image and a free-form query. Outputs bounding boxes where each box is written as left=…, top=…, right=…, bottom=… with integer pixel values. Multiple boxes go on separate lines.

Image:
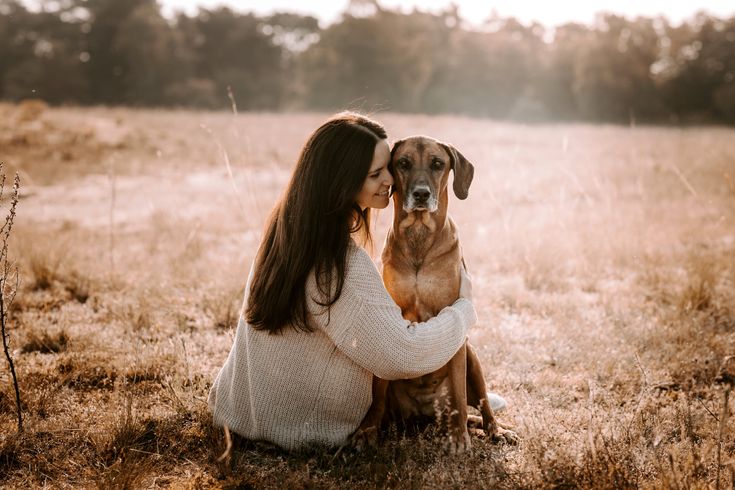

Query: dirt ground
left=1, top=102, right=734, bottom=488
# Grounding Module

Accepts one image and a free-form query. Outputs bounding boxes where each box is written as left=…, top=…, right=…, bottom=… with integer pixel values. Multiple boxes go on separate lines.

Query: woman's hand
left=459, top=265, right=473, bottom=301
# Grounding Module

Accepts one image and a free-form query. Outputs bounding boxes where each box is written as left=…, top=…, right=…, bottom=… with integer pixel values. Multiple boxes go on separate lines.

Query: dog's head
left=390, top=136, right=474, bottom=213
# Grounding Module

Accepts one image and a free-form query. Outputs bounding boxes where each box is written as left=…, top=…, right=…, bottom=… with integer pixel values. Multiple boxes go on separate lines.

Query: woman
left=208, top=112, right=502, bottom=450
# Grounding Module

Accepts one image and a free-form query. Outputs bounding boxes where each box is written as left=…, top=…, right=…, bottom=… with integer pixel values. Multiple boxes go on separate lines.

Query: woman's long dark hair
left=246, top=112, right=387, bottom=334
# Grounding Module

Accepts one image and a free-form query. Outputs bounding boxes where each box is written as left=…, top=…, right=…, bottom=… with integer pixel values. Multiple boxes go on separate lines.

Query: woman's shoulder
left=346, top=239, right=378, bottom=275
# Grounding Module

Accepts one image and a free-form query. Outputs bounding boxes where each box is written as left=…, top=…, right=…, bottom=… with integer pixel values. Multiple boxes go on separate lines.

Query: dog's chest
left=383, top=256, right=461, bottom=323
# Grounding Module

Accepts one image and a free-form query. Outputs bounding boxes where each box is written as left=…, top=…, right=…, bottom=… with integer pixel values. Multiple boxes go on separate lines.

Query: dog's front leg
left=351, top=376, right=389, bottom=450
left=466, top=342, right=498, bottom=435
left=466, top=343, right=518, bottom=445
left=445, top=342, right=471, bottom=454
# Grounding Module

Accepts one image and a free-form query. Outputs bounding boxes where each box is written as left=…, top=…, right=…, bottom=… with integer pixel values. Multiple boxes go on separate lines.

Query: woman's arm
left=338, top=295, right=476, bottom=380
left=313, top=247, right=477, bottom=380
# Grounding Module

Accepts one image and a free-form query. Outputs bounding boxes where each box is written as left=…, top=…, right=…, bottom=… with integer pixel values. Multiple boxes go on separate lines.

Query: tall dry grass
left=0, top=104, right=733, bottom=487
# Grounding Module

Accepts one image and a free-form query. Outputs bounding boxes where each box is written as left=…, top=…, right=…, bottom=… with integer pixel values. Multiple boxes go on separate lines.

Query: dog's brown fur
left=353, top=136, right=516, bottom=453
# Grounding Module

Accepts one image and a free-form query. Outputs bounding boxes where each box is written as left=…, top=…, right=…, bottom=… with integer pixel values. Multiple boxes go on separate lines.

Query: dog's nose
left=412, top=188, right=430, bottom=202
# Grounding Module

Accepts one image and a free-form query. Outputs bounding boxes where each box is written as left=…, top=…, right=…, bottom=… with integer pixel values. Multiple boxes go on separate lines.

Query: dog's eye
left=397, top=159, right=411, bottom=170
left=431, top=159, right=444, bottom=171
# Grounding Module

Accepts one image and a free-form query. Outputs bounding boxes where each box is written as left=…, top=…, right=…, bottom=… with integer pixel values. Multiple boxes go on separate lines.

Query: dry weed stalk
left=715, top=356, right=735, bottom=490
left=198, top=123, right=251, bottom=227
left=723, top=172, right=735, bottom=198
left=717, top=388, right=730, bottom=490
left=0, top=166, right=22, bottom=432
left=208, top=87, right=265, bottom=235
left=107, top=157, right=116, bottom=277
left=217, top=424, right=233, bottom=463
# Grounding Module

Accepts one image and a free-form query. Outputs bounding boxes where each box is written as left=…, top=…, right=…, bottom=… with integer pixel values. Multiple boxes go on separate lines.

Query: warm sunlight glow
left=159, top=0, right=735, bottom=26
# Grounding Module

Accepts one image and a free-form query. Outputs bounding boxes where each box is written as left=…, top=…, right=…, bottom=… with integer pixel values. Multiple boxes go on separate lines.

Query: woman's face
left=356, top=139, right=393, bottom=210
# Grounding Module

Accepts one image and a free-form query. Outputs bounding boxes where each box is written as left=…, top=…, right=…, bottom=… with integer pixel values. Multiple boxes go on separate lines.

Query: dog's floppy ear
left=390, top=138, right=406, bottom=164
left=440, top=142, right=474, bottom=200
left=388, top=139, right=406, bottom=197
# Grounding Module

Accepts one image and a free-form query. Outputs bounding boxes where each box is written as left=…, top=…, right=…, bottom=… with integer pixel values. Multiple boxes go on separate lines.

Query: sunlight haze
left=159, top=0, right=735, bottom=26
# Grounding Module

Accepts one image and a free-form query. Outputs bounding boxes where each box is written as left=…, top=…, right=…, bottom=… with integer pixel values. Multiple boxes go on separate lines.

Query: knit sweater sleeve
left=313, top=245, right=477, bottom=381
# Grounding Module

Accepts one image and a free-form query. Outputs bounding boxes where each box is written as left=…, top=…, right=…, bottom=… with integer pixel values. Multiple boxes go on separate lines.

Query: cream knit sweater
left=208, top=243, right=477, bottom=450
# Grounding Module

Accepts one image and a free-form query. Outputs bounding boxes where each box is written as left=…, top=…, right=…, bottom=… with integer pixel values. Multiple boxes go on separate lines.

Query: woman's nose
left=384, top=170, right=394, bottom=186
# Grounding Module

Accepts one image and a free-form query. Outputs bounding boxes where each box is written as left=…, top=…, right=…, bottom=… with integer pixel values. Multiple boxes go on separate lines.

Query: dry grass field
left=1, top=102, right=734, bottom=488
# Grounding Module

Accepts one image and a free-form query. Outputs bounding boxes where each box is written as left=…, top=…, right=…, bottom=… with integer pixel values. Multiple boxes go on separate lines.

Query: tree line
left=1, top=0, right=734, bottom=123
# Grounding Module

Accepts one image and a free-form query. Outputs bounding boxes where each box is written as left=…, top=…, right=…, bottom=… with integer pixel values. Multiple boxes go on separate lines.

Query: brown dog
left=354, top=136, right=516, bottom=453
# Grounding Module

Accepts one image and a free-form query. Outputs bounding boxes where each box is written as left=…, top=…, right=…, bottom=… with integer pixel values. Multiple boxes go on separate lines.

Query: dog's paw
left=444, top=429, right=472, bottom=454
left=491, top=427, right=519, bottom=446
left=350, top=426, right=379, bottom=452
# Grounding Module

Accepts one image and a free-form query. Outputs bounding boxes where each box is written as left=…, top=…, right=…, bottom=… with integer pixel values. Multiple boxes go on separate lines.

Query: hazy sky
left=159, top=0, right=735, bottom=26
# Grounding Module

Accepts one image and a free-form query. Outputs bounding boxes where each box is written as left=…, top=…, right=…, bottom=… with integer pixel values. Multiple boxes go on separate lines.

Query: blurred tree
left=657, top=14, right=735, bottom=122
left=0, top=0, right=88, bottom=103
left=260, top=12, right=320, bottom=108
left=539, top=23, right=591, bottom=120
left=176, top=7, right=285, bottom=109
left=298, top=10, right=402, bottom=111
left=0, top=1, right=32, bottom=100
left=262, top=12, right=319, bottom=53
left=164, top=12, right=217, bottom=107
left=111, top=1, right=184, bottom=105
left=299, top=6, right=457, bottom=112
left=83, top=0, right=152, bottom=104
left=461, top=18, right=544, bottom=118
left=572, top=14, right=664, bottom=123
left=698, top=18, right=735, bottom=122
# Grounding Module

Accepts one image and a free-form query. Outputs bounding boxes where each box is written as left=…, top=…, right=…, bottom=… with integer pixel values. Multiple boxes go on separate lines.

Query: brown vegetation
left=0, top=105, right=733, bottom=487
